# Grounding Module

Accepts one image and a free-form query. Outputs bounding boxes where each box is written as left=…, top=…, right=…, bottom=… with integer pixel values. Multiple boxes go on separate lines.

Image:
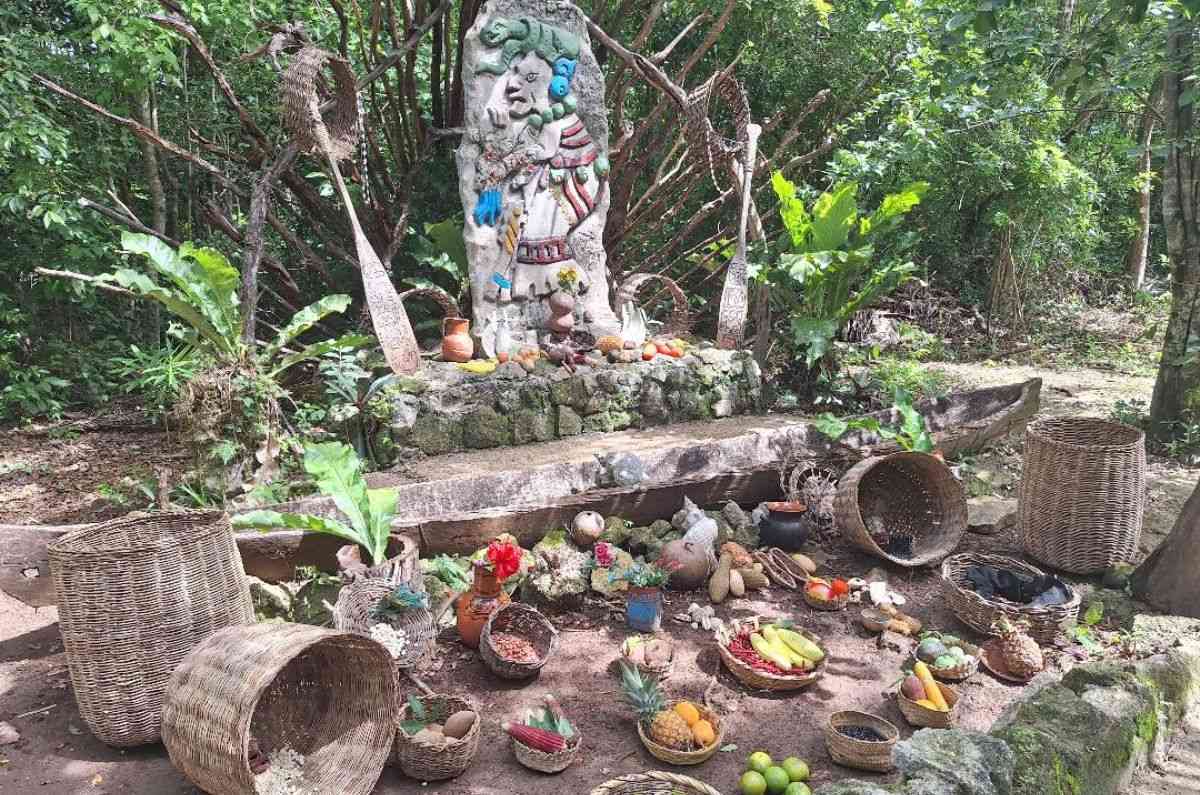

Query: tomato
left=830, top=579, right=849, bottom=597
left=655, top=342, right=672, bottom=355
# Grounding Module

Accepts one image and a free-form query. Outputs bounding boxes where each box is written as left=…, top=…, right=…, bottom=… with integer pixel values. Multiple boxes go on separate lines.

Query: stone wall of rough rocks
left=373, top=348, right=764, bottom=460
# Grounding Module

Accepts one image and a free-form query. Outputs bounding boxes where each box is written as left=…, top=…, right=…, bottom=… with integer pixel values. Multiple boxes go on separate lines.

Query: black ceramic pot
left=758, top=501, right=810, bottom=551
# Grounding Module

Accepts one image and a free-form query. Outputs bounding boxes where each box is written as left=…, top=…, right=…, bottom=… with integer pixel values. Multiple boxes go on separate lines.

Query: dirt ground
left=1, top=362, right=1197, bottom=795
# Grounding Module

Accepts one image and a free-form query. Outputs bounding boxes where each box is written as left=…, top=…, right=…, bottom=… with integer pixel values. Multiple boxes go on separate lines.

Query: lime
left=763, top=766, right=791, bottom=795
left=784, top=784, right=812, bottom=795
left=747, top=751, right=773, bottom=774
left=781, top=757, right=810, bottom=782
left=740, top=770, right=767, bottom=795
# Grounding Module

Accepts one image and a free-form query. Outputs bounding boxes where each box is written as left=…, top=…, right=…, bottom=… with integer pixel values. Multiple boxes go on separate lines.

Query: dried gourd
left=789, top=553, right=817, bottom=575
left=729, top=569, right=745, bottom=597
left=736, top=568, right=769, bottom=590
left=708, top=551, right=733, bottom=603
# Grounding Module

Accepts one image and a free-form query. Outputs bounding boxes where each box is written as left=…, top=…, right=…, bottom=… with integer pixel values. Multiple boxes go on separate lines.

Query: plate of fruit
left=618, top=662, right=722, bottom=765
left=912, top=631, right=980, bottom=681
left=803, top=576, right=850, bottom=610
left=717, top=617, right=826, bottom=691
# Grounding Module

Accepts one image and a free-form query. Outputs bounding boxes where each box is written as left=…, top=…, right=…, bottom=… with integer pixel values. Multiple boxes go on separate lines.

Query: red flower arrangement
left=486, top=539, right=522, bottom=582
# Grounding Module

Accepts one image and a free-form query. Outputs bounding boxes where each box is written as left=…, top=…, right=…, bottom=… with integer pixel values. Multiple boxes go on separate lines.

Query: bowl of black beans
left=823, top=710, right=899, bottom=772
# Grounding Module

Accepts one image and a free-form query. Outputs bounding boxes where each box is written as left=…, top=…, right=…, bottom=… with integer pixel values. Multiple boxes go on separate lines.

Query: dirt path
left=1129, top=702, right=1200, bottom=794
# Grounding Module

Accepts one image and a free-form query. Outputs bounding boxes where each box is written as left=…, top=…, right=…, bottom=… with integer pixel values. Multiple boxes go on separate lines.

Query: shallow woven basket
left=835, top=452, right=967, bottom=567
left=941, top=552, right=1081, bottom=645
left=394, top=693, right=480, bottom=781
left=48, top=511, right=252, bottom=747
left=913, top=636, right=981, bottom=682
left=480, top=602, right=558, bottom=680
left=718, top=627, right=826, bottom=691
left=1019, top=416, right=1146, bottom=574
left=161, top=623, right=396, bottom=795
left=804, top=588, right=849, bottom=611
left=590, top=771, right=722, bottom=795
left=513, top=733, right=581, bottom=773
left=637, top=704, right=722, bottom=765
left=824, top=710, right=898, bottom=772
left=897, top=682, right=961, bottom=728
left=333, top=577, right=435, bottom=671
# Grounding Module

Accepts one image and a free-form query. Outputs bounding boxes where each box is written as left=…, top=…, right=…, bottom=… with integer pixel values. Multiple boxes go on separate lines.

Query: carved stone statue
left=457, top=0, right=620, bottom=355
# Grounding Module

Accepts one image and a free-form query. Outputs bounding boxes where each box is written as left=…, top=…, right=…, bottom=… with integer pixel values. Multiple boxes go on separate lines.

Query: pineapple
left=618, top=663, right=693, bottom=750
left=993, top=616, right=1044, bottom=678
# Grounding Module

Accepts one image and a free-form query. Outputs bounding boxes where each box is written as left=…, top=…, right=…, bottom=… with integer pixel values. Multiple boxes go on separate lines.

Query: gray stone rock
left=967, top=496, right=1017, bottom=535
left=493, top=361, right=529, bottom=379
left=895, top=729, right=1013, bottom=795
left=557, top=405, right=583, bottom=436
left=815, top=783, right=895, bottom=795
left=248, top=576, right=293, bottom=621
left=411, top=413, right=462, bottom=455
left=513, top=407, right=555, bottom=444
left=710, top=384, right=736, bottom=418
left=463, top=405, right=512, bottom=448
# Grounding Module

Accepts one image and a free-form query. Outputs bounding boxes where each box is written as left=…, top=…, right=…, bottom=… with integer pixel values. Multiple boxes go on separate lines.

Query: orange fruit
left=691, top=719, right=716, bottom=747
left=673, top=701, right=700, bottom=726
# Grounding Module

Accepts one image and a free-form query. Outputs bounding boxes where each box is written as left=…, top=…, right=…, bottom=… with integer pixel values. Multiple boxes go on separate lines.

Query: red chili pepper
left=727, top=632, right=788, bottom=675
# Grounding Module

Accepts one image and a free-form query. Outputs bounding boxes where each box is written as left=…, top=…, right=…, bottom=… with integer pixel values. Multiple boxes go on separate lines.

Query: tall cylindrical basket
left=48, top=511, right=252, bottom=746
left=1019, top=416, right=1146, bottom=573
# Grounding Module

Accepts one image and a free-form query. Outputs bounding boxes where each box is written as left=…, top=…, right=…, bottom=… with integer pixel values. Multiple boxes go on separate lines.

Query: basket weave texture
left=637, top=704, right=722, bottom=765
left=835, top=452, right=967, bottom=567
left=589, top=771, right=723, bottom=795
left=1019, top=416, right=1146, bottom=573
left=941, top=552, right=1080, bottom=645
left=480, top=602, right=558, bottom=679
left=897, top=683, right=961, bottom=728
left=394, top=694, right=481, bottom=781
left=718, top=625, right=825, bottom=692
left=513, top=734, right=580, bottom=773
left=48, top=511, right=252, bottom=747
left=823, top=710, right=898, bottom=772
left=161, top=623, right=397, bottom=795
left=333, top=577, right=435, bottom=671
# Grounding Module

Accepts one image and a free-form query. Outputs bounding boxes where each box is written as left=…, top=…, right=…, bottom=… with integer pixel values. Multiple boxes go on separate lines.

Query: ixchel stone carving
left=458, top=0, right=620, bottom=356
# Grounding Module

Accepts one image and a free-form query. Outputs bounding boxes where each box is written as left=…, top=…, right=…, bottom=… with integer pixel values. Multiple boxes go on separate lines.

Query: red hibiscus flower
left=486, top=541, right=522, bottom=582
left=594, top=542, right=615, bottom=568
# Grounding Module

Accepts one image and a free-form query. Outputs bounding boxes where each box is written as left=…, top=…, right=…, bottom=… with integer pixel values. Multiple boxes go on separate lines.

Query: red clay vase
left=456, top=562, right=510, bottom=648
left=442, top=316, right=474, bottom=363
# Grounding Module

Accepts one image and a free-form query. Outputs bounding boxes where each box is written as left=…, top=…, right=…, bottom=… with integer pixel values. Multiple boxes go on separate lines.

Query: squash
left=708, top=551, right=733, bottom=603
left=729, top=569, right=745, bottom=597
left=737, top=568, right=769, bottom=590
left=913, top=661, right=948, bottom=711
left=659, top=539, right=710, bottom=590
left=691, top=719, right=716, bottom=747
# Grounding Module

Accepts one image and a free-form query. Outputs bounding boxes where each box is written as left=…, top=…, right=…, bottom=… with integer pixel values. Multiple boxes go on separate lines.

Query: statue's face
left=504, top=52, right=552, bottom=119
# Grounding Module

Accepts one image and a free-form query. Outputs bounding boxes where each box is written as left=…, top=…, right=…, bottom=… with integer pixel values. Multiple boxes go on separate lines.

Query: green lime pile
left=739, top=751, right=811, bottom=795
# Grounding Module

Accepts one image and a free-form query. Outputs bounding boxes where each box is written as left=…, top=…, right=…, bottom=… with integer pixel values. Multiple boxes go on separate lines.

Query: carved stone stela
left=457, top=0, right=620, bottom=356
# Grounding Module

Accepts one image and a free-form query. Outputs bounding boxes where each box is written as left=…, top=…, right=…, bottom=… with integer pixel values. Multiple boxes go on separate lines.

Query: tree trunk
left=1131, top=477, right=1200, bottom=617
left=1126, top=80, right=1163, bottom=290
left=1150, top=16, right=1200, bottom=431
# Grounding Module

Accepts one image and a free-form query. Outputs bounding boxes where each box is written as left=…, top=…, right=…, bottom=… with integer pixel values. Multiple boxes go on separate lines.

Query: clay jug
left=442, top=316, right=474, bottom=363
left=456, top=561, right=510, bottom=648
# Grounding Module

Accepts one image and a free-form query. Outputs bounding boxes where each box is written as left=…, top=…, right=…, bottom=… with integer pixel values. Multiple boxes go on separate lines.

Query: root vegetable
left=443, top=711, right=477, bottom=739
left=709, top=551, right=733, bottom=603
left=737, top=568, right=769, bottom=590
left=729, top=569, right=745, bottom=597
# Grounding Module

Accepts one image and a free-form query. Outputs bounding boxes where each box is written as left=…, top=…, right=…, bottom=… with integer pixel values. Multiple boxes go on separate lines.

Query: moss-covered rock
left=463, top=405, right=512, bottom=448
left=583, top=407, right=638, bottom=433
left=513, top=408, right=556, bottom=444
left=895, top=729, right=1014, bottom=795
left=410, top=413, right=463, bottom=455
left=557, top=405, right=583, bottom=436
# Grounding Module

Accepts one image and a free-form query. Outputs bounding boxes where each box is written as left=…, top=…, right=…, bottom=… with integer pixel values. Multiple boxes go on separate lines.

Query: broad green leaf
left=813, top=412, right=849, bottom=440
left=772, top=171, right=811, bottom=249
left=180, top=242, right=241, bottom=338
left=262, top=294, right=353, bottom=360
left=301, top=442, right=375, bottom=560
left=867, top=182, right=928, bottom=234
left=425, top=218, right=469, bottom=273
left=269, top=333, right=372, bottom=377
left=365, top=487, right=399, bottom=568
left=809, top=182, right=859, bottom=252
left=790, top=317, right=838, bottom=367
left=1083, top=601, right=1104, bottom=626
left=231, top=510, right=365, bottom=547
left=108, top=269, right=230, bottom=354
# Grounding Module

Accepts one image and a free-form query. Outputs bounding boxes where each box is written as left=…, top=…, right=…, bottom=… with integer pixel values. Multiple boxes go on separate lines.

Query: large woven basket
left=1019, top=416, right=1146, bottom=573
left=835, top=452, right=967, bottom=567
left=590, top=771, right=723, bottom=795
left=717, top=625, right=826, bottom=692
left=823, top=710, right=898, bottom=772
left=333, top=577, right=435, bottom=671
left=48, top=511, right=252, bottom=747
left=394, top=693, right=481, bottom=781
left=161, top=623, right=396, bottom=795
left=480, top=602, right=558, bottom=680
left=941, top=552, right=1080, bottom=644
left=637, top=704, right=722, bottom=765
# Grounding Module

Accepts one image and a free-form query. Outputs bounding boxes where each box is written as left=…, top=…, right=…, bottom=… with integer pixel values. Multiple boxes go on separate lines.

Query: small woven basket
left=1019, top=416, right=1146, bottom=574
left=333, top=578, right=435, bottom=671
left=914, top=635, right=981, bottom=682
left=513, top=733, right=581, bottom=773
left=636, top=704, right=722, bottom=766
left=620, top=636, right=674, bottom=678
left=48, top=511, right=252, bottom=747
left=897, top=683, right=961, bottom=728
left=480, top=603, right=558, bottom=680
left=718, top=622, right=825, bottom=692
left=394, top=693, right=481, bottom=781
left=804, top=588, right=849, bottom=612
left=835, top=452, right=967, bottom=567
left=824, top=710, right=898, bottom=772
left=589, top=771, right=723, bottom=795
left=160, top=623, right=397, bottom=795
left=941, top=552, right=1081, bottom=645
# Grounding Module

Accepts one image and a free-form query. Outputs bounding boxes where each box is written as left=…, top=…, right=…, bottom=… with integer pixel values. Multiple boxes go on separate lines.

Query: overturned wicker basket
left=590, top=771, right=722, bottom=795
left=941, top=552, right=1080, bottom=645
left=835, top=452, right=967, bottom=567
left=333, top=577, right=435, bottom=671
left=824, top=710, right=898, bottom=772
left=1019, top=416, right=1146, bottom=574
left=49, top=511, right=252, bottom=747
left=480, top=603, right=558, bottom=680
left=394, top=693, right=481, bottom=781
left=161, top=623, right=396, bottom=795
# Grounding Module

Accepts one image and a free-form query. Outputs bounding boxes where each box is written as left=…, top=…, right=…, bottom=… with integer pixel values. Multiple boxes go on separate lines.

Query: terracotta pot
left=548, top=290, right=576, bottom=314
left=456, top=562, right=510, bottom=648
left=758, top=501, right=811, bottom=551
left=442, top=316, right=474, bottom=363
left=625, top=586, right=663, bottom=632
left=547, top=312, right=574, bottom=335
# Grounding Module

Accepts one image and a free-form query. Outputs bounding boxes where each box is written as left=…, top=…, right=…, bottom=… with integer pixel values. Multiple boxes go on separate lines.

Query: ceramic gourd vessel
left=456, top=562, right=510, bottom=648
left=442, top=316, right=474, bottom=363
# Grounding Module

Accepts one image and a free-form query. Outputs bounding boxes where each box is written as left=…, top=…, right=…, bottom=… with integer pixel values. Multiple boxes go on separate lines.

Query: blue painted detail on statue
left=492, top=272, right=512, bottom=289
left=474, top=188, right=503, bottom=226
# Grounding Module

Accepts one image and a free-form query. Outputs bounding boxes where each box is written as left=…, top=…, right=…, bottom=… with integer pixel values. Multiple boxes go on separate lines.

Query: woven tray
left=636, top=704, right=722, bottom=766
left=513, top=733, right=580, bottom=773
left=941, top=552, right=1081, bottom=645
left=49, top=511, right=252, bottom=747
left=718, top=623, right=826, bottom=691
left=824, top=710, right=898, bottom=772
left=897, top=683, right=961, bottom=728
left=834, top=452, right=967, bottom=567
left=161, top=623, right=396, bottom=795
left=1019, top=416, right=1146, bottom=574
left=394, top=694, right=481, bottom=781
left=589, top=771, right=722, bottom=795
left=480, top=602, right=558, bottom=680
left=333, top=577, right=435, bottom=671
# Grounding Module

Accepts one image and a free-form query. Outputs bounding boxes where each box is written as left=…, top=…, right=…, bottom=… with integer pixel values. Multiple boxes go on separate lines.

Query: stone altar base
left=378, top=347, right=765, bottom=460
